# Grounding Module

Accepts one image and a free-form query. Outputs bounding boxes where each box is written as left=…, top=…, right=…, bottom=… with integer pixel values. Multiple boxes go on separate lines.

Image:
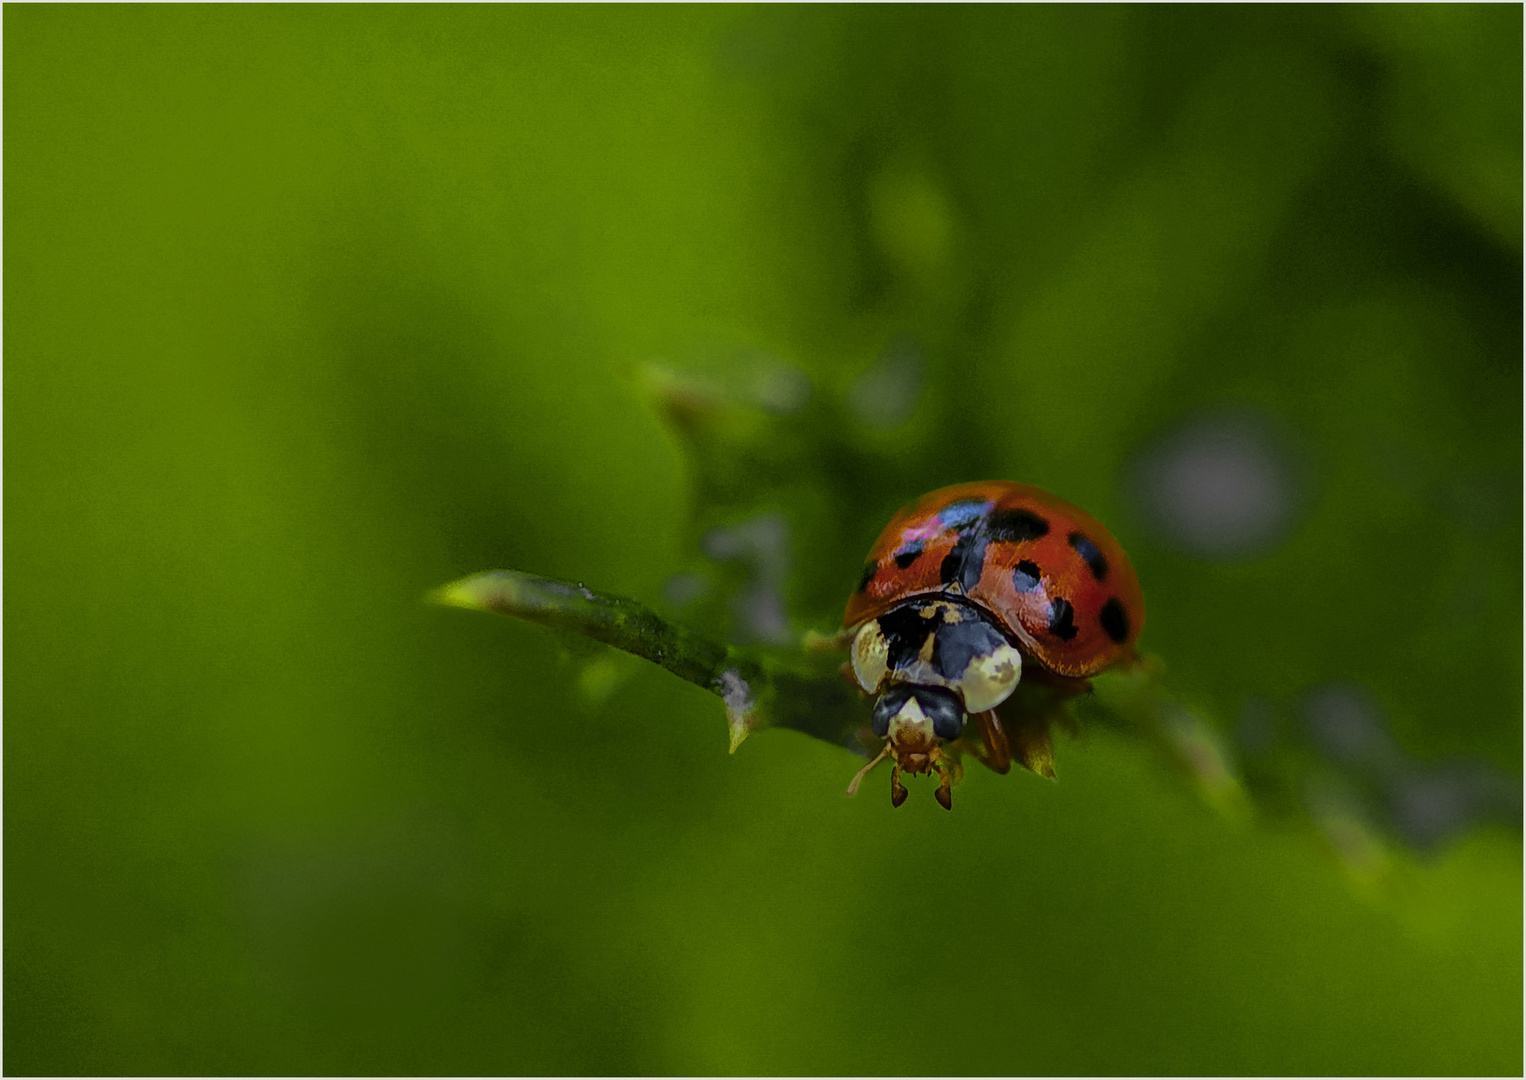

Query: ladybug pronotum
left=842, top=481, right=1145, bottom=809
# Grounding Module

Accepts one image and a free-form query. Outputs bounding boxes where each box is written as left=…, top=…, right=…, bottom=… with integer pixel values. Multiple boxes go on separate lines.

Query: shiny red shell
left=844, top=481, right=1145, bottom=678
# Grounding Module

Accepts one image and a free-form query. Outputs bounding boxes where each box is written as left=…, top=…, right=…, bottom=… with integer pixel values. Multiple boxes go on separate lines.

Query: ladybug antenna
left=845, top=743, right=892, bottom=798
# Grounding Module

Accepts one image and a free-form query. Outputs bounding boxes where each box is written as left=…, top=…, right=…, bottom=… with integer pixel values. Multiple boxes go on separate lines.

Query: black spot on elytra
left=1012, top=559, right=1043, bottom=593
left=988, top=508, right=1050, bottom=542
left=939, top=531, right=988, bottom=592
left=930, top=612, right=1008, bottom=682
left=1100, top=597, right=1130, bottom=643
left=893, top=543, right=924, bottom=569
left=1068, top=532, right=1108, bottom=581
left=856, top=561, right=878, bottom=593
left=1047, top=597, right=1078, bottom=640
left=937, top=499, right=989, bottom=532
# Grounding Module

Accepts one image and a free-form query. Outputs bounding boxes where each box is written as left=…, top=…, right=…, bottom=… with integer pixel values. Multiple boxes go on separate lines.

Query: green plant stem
left=431, top=570, right=864, bottom=752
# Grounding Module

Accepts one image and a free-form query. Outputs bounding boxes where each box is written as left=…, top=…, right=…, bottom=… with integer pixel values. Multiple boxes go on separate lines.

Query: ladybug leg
left=933, top=761, right=954, bottom=811
left=803, top=627, right=855, bottom=653
left=845, top=742, right=892, bottom=798
left=889, top=765, right=909, bottom=808
left=971, top=710, right=1012, bottom=775
left=1008, top=713, right=1057, bottom=780
left=942, top=751, right=964, bottom=785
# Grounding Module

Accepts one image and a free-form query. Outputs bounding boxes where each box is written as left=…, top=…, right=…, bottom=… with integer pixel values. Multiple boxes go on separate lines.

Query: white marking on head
left=887, top=693, right=934, bottom=740
left=851, top=621, right=890, bottom=694
left=956, top=640, right=1023, bottom=713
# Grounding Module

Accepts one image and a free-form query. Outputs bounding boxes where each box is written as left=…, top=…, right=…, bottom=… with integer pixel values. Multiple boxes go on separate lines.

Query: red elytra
left=844, top=481, right=1145, bottom=679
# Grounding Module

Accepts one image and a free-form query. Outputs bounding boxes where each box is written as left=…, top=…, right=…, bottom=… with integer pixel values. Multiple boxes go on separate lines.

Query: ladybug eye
left=918, top=688, right=965, bottom=741
left=871, top=685, right=911, bottom=737
left=851, top=621, right=890, bottom=694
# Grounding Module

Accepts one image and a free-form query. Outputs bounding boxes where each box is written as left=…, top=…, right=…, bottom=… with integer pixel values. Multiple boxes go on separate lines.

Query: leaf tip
left=428, top=576, right=490, bottom=612
left=727, top=710, right=753, bottom=754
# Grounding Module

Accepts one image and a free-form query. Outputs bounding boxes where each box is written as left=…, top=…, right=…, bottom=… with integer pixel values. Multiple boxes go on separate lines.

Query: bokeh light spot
left=1128, top=412, right=1299, bottom=560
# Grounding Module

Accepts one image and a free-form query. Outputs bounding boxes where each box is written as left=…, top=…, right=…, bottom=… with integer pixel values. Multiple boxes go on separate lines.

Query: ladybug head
left=846, top=599, right=1024, bottom=808
left=875, top=684, right=959, bottom=804
left=843, top=683, right=962, bottom=808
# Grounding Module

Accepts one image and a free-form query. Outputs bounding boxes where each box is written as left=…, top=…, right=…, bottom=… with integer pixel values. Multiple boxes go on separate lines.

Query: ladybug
left=842, top=481, right=1145, bottom=809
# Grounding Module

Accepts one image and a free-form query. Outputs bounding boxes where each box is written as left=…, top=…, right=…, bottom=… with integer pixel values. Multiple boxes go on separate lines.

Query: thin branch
left=431, top=570, right=865, bottom=752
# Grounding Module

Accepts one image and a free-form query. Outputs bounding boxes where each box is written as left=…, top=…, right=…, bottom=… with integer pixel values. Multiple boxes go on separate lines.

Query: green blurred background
left=7, top=6, right=1521, bottom=1075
